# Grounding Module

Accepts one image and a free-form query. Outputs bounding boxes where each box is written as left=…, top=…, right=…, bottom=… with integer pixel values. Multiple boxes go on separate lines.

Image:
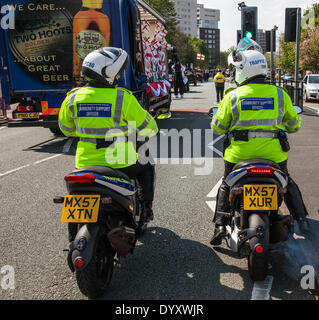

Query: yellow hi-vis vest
left=58, top=86, right=158, bottom=169
left=211, top=83, right=302, bottom=164
left=214, top=72, right=226, bottom=84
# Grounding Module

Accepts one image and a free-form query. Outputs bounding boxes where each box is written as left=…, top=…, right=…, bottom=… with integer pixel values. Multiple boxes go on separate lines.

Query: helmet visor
left=236, top=37, right=263, bottom=54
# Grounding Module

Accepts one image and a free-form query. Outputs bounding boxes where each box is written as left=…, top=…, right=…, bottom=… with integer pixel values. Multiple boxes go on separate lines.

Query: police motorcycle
left=54, top=159, right=149, bottom=299
left=208, top=106, right=302, bottom=281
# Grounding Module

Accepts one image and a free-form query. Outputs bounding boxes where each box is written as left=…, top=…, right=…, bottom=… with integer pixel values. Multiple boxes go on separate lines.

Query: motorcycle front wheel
left=76, top=228, right=114, bottom=299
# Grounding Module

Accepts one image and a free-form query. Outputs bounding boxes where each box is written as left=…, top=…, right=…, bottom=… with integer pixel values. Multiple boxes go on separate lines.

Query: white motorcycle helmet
left=81, top=47, right=129, bottom=85
left=228, top=38, right=267, bottom=85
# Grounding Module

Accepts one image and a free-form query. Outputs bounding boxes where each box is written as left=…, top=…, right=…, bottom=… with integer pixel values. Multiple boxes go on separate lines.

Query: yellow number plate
left=61, top=195, right=100, bottom=223
left=243, top=185, right=278, bottom=211
left=16, top=112, right=39, bottom=119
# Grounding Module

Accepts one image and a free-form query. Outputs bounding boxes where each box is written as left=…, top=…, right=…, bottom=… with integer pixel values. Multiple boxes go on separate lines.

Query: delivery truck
left=0, top=0, right=171, bottom=133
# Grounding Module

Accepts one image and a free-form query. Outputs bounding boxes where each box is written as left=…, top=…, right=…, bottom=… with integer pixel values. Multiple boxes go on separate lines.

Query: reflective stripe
left=139, top=121, right=157, bottom=138
left=213, top=116, right=228, bottom=131
left=277, top=87, right=284, bottom=123
left=230, top=89, right=239, bottom=121
left=58, top=120, right=75, bottom=132
left=287, top=119, right=302, bottom=132
left=114, top=90, right=124, bottom=125
left=137, top=113, right=151, bottom=132
left=230, top=87, right=285, bottom=128
left=76, top=126, right=130, bottom=135
left=69, top=91, right=78, bottom=119
left=285, top=117, right=299, bottom=128
left=79, top=137, right=97, bottom=143
left=233, top=118, right=280, bottom=126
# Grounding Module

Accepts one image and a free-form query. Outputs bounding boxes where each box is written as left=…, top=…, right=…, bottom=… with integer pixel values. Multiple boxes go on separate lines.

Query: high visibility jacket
left=58, top=86, right=158, bottom=169
left=214, top=72, right=225, bottom=84
left=212, top=83, right=302, bottom=164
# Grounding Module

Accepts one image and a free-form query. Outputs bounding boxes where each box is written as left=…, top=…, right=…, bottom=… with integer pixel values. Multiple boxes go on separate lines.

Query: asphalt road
left=0, top=80, right=319, bottom=301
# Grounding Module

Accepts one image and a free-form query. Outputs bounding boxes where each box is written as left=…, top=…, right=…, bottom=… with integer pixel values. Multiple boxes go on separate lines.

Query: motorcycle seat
left=232, top=159, right=282, bottom=171
left=72, top=166, right=131, bottom=181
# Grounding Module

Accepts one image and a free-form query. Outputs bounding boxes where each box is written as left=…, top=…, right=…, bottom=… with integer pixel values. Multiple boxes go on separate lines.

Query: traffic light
left=265, top=30, right=276, bottom=52
left=285, top=8, right=298, bottom=42
left=241, top=6, right=258, bottom=40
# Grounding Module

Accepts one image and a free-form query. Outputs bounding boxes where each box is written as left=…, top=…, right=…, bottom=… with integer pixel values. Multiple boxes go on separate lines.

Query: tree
left=279, top=34, right=296, bottom=73
left=189, top=37, right=209, bottom=68
left=300, top=27, right=319, bottom=72
left=219, top=46, right=236, bottom=69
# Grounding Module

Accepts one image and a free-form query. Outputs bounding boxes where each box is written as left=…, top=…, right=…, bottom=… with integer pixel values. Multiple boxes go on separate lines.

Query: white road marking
left=207, top=134, right=224, bottom=158
left=207, top=177, right=223, bottom=198
left=33, top=154, right=62, bottom=165
left=251, top=275, right=274, bottom=300
left=0, top=138, right=72, bottom=177
left=62, top=137, right=74, bottom=153
left=0, top=126, right=7, bottom=130
left=0, top=164, right=32, bottom=177
left=206, top=200, right=216, bottom=213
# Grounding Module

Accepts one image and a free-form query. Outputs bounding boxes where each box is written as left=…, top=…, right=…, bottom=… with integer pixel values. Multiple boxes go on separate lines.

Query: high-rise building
left=257, top=29, right=267, bottom=53
left=173, top=0, right=198, bottom=37
left=197, top=4, right=220, bottom=69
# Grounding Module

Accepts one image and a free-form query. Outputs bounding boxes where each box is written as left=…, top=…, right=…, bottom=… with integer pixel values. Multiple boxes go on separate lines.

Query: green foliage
left=279, top=40, right=296, bottom=73
left=300, top=27, right=319, bottom=72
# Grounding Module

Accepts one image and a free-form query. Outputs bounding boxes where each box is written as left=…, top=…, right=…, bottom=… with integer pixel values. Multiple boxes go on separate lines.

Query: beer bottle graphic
left=73, top=0, right=111, bottom=79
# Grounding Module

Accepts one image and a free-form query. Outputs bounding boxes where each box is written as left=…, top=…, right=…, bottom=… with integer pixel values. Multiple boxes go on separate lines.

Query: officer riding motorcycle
left=58, top=47, right=158, bottom=223
left=210, top=38, right=310, bottom=246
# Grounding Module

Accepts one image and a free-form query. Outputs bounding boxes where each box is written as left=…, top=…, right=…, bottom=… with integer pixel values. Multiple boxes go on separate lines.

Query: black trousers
left=215, top=85, right=224, bottom=102
left=174, top=74, right=184, bottom=96
left=117, top=162, right=155, bottom=202
left=213, top=160, right=309, bottom=225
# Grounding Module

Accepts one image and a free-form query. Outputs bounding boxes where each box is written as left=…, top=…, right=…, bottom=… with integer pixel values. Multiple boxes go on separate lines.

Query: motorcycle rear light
left=53, top=197, right=64, bottom=204
left=64, top=174, right=95, bottom=184
left=74, top=257, right=84, bottom=269
left=17, top=106, right=34, bottom=111
left=101, top=197, right=112, bottom=204
left=255, top=245, right=264, bottom=254
left=247, top=166, right=275, bottom=175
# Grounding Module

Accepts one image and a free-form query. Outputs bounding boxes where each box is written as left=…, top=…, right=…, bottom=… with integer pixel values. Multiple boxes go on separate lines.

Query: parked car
left=303, top=74, right=319, bottom=102
left=184, top=69, right=197, bottom=86
left=282, top=73, right=293, bottom=81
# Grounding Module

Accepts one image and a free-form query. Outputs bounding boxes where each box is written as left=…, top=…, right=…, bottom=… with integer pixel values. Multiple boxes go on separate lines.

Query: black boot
left=210, top=225, right=226, bottom=246
left=285, top=177, right=310, bottom=233
left=143, top=201, right=154, bottom=223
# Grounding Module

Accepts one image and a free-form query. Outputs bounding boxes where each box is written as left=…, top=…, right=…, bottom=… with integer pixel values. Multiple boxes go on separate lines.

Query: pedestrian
left=0, top=84, right=9, bottom=120
left=213, top=69, right=226, bottom=103
left=171, top=56, right=184, bottom=99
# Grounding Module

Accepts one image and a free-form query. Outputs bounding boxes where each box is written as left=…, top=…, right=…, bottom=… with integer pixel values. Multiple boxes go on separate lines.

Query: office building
left=197, top=4, right=220, bottom=68
left=173, top=0, right=198, bottom=37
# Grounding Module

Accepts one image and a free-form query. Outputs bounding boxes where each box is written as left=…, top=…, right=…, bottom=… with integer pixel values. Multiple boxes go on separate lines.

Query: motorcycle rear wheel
left=247, top=213, right=269, bottom=282
left=76, top=229, right=114, bottom=299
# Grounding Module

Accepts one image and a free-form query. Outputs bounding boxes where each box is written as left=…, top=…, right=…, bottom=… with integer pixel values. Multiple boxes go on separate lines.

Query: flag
left=197, top=53, right=205, bottom=61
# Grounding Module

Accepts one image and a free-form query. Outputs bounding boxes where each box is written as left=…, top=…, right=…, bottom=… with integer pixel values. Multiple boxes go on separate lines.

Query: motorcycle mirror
left=294, top=106, right=302, bottom=114
left=208, top=107, right=218, bottom=117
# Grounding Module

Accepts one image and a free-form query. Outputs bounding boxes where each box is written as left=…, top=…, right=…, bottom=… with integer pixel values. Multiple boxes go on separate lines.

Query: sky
left=197, top=0, right=317, bottom=51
